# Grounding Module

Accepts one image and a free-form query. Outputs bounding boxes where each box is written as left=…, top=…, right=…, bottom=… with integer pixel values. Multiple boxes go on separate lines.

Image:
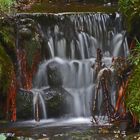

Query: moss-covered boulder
left=16, top=92, right=34, bottom=120
left=43, top=87, right=73, bottom=118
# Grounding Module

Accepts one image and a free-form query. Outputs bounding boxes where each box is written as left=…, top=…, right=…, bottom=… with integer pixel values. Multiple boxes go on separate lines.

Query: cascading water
left=32, top=89, right=47, bottom=119
left=17, top=12, right=129, bottom=121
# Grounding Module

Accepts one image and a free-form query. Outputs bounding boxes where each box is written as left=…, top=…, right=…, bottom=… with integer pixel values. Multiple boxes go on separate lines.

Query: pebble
left=42, top=134, right=47, bottom=137
left=114, top=134, right=119, bottom=138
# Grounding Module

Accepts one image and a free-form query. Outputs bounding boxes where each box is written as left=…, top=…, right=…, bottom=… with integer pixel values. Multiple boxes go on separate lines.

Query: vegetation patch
left=126, top=40, right=140, bottom=121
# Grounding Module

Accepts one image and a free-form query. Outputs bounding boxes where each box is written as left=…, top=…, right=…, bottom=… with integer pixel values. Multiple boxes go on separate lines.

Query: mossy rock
left=47, top=94, right=65, bottom=118
left=47, top=61, right=63, bottom=87
left=16, top=92, right=34, bottom=120
left=44, top=87, right=73, bottom=118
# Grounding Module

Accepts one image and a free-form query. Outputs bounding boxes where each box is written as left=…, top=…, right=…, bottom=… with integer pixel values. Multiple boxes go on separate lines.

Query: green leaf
left=0, top=134, right=6, bottom=140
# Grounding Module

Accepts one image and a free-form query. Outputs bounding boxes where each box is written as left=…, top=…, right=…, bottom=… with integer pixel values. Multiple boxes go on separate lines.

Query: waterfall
left=17, top=12, right=129, bottom=120
left=32, top=89, right=47, bottom=120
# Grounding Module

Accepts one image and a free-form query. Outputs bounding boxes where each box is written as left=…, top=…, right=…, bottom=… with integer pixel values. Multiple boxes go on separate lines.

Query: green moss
left=119, top=0, right=140, bottom=121
left=0, top=0, right=16, bottom=12
left=16, top=93, right=33, bottom=120
left=0, top=22, right=16, bottom=96
left=0, top=45, right=14, bottom=94
left=23, top=37, right=41, bottom=68
left=0, top=20, right=17, bottom=63
left=119, top=0, right=140, bottom=36
left=126, top=40, right=140, bottom=121
left=47, top=95, right=64, bottom=118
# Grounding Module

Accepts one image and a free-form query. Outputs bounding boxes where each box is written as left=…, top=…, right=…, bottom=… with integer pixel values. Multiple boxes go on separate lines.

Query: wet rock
left=18, top=18, right=39, bottom=41
left=43, top=60, right=73, bottom=118
left=47, top=61, right=63, bottom=87
left=43, top=87, right=73, bottom=118
left=16, top=60, right=72, bottom=119
left=119, top=120, right=128, bottom=133
left=19, top=18, right=35, bottom=26
left=18, top=19, right=34, bottom=39
left=17, top=85, right=73, bottom=119
left=16, top=91, right=34, bottom=120
left=19, top=27, right=32, bottom=39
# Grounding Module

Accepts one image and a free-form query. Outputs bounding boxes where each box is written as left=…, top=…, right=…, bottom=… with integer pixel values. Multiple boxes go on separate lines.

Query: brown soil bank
left=19, top=0, right=118, bottom=13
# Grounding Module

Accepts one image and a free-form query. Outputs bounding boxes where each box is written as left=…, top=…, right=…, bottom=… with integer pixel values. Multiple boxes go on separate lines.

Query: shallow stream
left=0, top=117, right=138, bottom=140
